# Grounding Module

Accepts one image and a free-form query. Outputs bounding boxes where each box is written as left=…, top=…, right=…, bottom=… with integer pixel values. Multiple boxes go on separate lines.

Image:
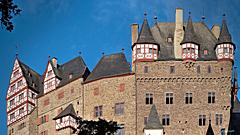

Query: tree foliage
left=75, top=117, right=121, bottom=135
left=0, top=0, right=21, bottom=32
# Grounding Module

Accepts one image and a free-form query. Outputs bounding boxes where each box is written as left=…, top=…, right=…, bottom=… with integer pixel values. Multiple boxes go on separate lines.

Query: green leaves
left=75, top=117, right=121, bottom=135
left=0, top=0, right=21, bottom=32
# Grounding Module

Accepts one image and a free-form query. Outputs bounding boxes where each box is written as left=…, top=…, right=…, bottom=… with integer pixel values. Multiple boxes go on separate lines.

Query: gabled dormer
left=132, top=13, right=160, bottom=64
left=43, top=57, right=61, bottom=94
left=215, top=17, right=235, bottom=62
left=53, top=104, right=78, bottom=131
left=180, top=14, right=200, bottom=61
left=6, top=58, right=41, bottom=125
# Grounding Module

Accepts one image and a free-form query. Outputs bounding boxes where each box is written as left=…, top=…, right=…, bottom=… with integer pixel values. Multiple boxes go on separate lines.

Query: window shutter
left=46, top=115, right=49, bottom=122
left=36, top=118, right=41, bottom=126
left=119, top=83, right=125, bottom=92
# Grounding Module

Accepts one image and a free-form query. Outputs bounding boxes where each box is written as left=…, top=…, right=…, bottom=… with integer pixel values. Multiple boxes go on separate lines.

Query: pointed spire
left=216, top=14, right=234, bottom=45
left=135, top=12, right=157, bottom=44
left=145, top=104, right=163, bottom=129
left=206, top=119, right=214, bottom=135
left=181, top=12, right=199, bottom=45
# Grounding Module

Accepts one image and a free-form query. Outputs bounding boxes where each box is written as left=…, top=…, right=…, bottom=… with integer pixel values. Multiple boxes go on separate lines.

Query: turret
left=132, top=13, right=160, bottom=65
left=180, top=14, right=200, bottom=61
left=215, top=16, right=235, bottom=62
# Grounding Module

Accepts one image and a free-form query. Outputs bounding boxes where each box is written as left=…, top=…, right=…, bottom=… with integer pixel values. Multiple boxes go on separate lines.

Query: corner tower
left=132, top=13, right=160, bottom=66
left=215, top=16, right=235, bottom=62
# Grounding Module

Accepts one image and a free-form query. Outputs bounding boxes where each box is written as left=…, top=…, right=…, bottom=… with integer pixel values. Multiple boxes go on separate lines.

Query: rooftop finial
left=222, top=13, right=226, bottom=20
left=48, top=55, right=51, bottom=60
left=121, top=48, right=125, bottom=52
left=15, top=44, right=19, bottom=58
left=154, top=16, right=158, bottom=23
left=78, top=51, right=82, bottom=56
left=189, top=11, right=191, bottom=16
left=102, top=52, right=105, bottom=56
left=144, top=11, right=147, bottom=18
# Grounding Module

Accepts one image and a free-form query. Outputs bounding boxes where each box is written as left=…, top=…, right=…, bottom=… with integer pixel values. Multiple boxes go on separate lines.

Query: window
left=31, top=93, right=35, bottom=99
left=144, top=66, right=148, bottom=73
left=208, top=65, right=212, bottom=73
left=185, top=93, right=193, bottom=104
left=197, top=65, right=200, bottom=73
left=115, top=103, right=124, bottom=115
left=137, top=48, right=141, bottom=54
left=47, top=70, right=53, bottom=77
left=119, top=83, right=125, bottom=92
left=144, top=117, right=148, bottom=125
left=69, top=73, right=73, bottom=79
left=46, top=81, right=53, bottom=89
left=19, top=93, right=24, bottom=100
left=149, top=48, right=153, bottom=53
left=204, top=50, right=208, bottom=55
left=229, top=48, right=233, bottom=54
left=116, top=125, right=124, bottom=135
left=165, top=93, right=173, bottom=104
left=10, top=113, right=15, bottom=120
left=18, top=122, right=26, bottom=130
left=10, top=99, right=15, bottom=106
left=199, top=115, right=206, bottom=126
left=170, top=66, right=175, bottom=74
left=43, top=98, right=50, bottom=106
left=41, top=115, right=47, bottom=124
left=40, top=130, right=48, bottom=135
left=216, top=114, right=223, bottom=126
left=58, top=92, right=64, bottom=99
left=208, top=92, right=215, bottom=104
left=93, top=88, right=99, bottom=96
left=17, top=80, right=23, bottom=87
left=223, top=47, right=228, bottom=53
left=94, top=106, right=103, bottom=117
left=167, top=37, right=173, bottom=43
left=10, top=84, right=16, bottom=91
left=19, top=107, right=24, bottom=115
left=145, top=93, right=153, bottom=105
left=162, top=114, right=170, bottom=126
left=153, top=49, right=157, bottom=54
left=13, top=70, right=19, bottom=77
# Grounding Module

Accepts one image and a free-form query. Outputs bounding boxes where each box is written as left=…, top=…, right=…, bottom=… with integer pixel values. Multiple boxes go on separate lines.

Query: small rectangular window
left=162, top=114, right=170, bottom=126
left=216, top=114, right=223, bottom=126
left=11, top=84, right=16, bottom=91
left=144, top=66, right=148, bottom=73
left=94, top=106, right=103, bottom=117
left=19, top=107, right=24, bottom=115
left=223, top=47, right=228, bottom=53
left=47, top=70, right=53, bottom=77
left=10, top=99, right=15, bottom=106
left=10, top=113, right=15, bottom=120
left=58, top=92, right=64, bottom=99
left=115, top=103, right=124, bottom=115
left=170, top=66, right=175, bottom=74
left=165, top=93, right=173, bottom=104
left=185, top=93, right=193, bottom=104
left=13, top=70, right=19, bottom=77
left=144, top=117, right=148, bottom=125
left=199, top=115, right=206, bottom=126
left=19, top=93, right=24, bottom=100
left=149, top=48, right=153, bottom=53
left=43, top=98, right=50, bottom=106
left=197, top=66, right=201, bottom=73
left=208, top=92, right=215, bottom=104
left=208, top=66, right=212, bottom=73
left=137, top=48, right=141, bottom=54
left=17, top=80, right=23, bottom=87
left=229, top=48, right=233, bottom=54
left=146, top=93, right=153, bottom=105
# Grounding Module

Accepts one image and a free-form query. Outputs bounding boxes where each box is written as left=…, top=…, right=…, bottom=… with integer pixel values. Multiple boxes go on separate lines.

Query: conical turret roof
left=181, top=15, right=199, bottom=45
left=145, top=104, right=163, bottom=129
left=206, top=120, right=214, bottom=135
left=53, top=104, right=77, bottom=120
left=216, top=18, right=234, bottom=46
left=135, top=16, right=158, bottom=45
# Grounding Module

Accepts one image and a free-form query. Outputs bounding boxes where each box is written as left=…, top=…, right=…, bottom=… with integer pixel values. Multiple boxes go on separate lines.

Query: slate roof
left=53, top=104, right=77, bottom=120
left=151, top=22, right=218, bottom=60
left=145, top=104, right=163, bottom=129
left=233, top=97, right=240, bottom=113
left=216, top=19, right=234, bottom=47
left=181, top=16, right=200, bottom=45
left=233, top=68, right=238, bottom=89
left=134, top=17, right=158, bottom=46
left=18, top=59, right=42, bottom=93
left=85, top=53, right=131, bottom=83
left=206, top=120, right=214, bottom=135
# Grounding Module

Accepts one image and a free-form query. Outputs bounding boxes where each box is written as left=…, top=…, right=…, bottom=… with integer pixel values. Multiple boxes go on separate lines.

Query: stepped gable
left=53, top=104, right=77, bottom=120
left=151, top=22, right=217, bottom=60
left=85, top=53, right=131, bottom=83
left=145, top=104, right=163, bottom=129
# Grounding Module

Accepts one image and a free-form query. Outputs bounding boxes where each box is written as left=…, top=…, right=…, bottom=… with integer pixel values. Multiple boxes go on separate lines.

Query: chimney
left=131, top=23, right=139, bottom=46
left=51, top=57, right=57, bottom=68
left=174, top=8, right=184, bottom=59
left=211, top=25, right=220, bottom=39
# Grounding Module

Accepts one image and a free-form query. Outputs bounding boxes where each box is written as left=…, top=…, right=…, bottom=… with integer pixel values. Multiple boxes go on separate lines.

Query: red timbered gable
left=43, top=58, right=60, bottom=94
left=6, top=58, right=40, bottom=126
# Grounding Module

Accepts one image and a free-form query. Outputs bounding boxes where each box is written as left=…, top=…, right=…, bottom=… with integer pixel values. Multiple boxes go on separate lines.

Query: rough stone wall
left=7, top=109, right=37, bottom=135
left=135, top=60, right=233, bottom=135
left=37, top=78, right=84, bottom=135
left=83, top=75, right=136, bottom=135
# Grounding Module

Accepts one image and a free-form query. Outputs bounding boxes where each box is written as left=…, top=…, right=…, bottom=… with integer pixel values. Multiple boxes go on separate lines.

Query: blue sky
left=0, top=0, right=239, bottom=134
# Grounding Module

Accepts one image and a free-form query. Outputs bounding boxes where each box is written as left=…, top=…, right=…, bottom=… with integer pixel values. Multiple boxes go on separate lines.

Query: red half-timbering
left=43, top=59, right=60, bottom=94
left=55, top=116, right=77, bottom=130
left=132, top=44, right=159, bottom=63
left=215, top=43, right=234, bottom=61
left=6, top=59, right=38, bottom=125
left=181, top=43, right=199, bottom=61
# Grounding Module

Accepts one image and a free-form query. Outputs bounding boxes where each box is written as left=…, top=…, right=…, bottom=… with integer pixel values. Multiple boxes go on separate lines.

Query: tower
left=180, top=14, right=200, bottom=61
left=215, top=16, right=235, bottom=62
left=132, top=13, right=160, bottom=65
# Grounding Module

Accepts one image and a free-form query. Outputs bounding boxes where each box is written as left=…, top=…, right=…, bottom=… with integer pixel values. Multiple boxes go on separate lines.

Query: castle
left=6, top=8, right=240, bottom=135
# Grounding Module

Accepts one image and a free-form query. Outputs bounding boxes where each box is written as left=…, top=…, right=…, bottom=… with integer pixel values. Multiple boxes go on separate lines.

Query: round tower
left=215, top=16, right=235, bottom=62
left=180, top=14, right=200, bottom=61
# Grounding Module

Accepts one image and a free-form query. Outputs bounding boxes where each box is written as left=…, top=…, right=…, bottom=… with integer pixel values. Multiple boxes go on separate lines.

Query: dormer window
left=167, top=37, right=173, bottom=43
left=69, top=73, right=73, bottom=79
